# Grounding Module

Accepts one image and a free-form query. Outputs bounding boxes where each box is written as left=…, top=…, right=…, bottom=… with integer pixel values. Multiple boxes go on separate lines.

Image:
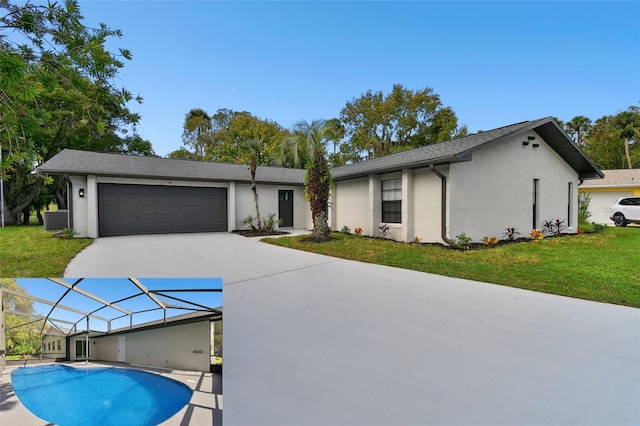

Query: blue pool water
left=11, top=364, right=192, bottom=426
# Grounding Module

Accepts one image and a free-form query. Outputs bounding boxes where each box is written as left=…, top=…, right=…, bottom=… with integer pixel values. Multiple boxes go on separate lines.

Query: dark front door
left=278, top=190, right=294, bottom=227
left=98, top=183, right=227, bottom=237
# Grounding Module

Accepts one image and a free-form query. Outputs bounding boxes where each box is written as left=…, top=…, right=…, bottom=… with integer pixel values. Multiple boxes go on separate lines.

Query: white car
left=610, top=196, right=640, bottom=227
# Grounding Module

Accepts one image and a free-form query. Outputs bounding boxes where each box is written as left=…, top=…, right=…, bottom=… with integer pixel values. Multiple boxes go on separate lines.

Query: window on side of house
left=567, top=182, right=573, bottom=227
left=382, top=178, right=402, bottom=223
left=57, top=340, right=61, bottom=351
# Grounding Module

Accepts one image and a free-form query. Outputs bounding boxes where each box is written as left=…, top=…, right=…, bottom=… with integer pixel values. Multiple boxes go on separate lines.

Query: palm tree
left=239, top=138, right=265, bottom=229
left=564, top=115, right=592, bottom=148
left=183, top=108, right=212, bottom=159
left=282, top=119, right=339, bottom=242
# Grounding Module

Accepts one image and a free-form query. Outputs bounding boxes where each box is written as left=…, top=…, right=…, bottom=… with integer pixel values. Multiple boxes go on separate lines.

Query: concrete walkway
left=64, top=232, right=640, bottom=425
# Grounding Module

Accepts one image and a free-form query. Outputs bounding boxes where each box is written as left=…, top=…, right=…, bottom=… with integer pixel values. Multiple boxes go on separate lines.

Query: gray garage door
left=98, top=184, right=227, bottom=237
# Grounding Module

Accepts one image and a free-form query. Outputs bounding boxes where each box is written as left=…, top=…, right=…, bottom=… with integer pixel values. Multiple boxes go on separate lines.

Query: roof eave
left=332, top=155, right=469, bottom=181
left=37, top=170, right=304, bottom=186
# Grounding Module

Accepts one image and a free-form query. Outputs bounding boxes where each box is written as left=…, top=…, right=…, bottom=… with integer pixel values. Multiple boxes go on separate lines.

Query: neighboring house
left=579, top=169, right=640, bottom=224
left=38, top=117, right=602, bottom=243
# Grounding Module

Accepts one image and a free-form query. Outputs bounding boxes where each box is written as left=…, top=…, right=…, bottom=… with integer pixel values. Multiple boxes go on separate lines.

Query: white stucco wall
left=412, top=168, right=446, bottom=243
left=68, top=175, right=89, bottom=237
left=90, top=321, right=211, bottom=372
left=234, top=184, right=308, bottom=230
left=333, top=169, right=446, bottom=243
left=333, top=177, right=370, bottom=234
left=448, top=131, right=579, bottom=242
left=92, top=335, right=117, bottom=361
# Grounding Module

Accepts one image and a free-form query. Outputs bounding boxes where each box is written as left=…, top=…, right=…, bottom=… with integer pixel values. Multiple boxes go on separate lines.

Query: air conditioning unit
left=43, top=210, right=69, bottom=231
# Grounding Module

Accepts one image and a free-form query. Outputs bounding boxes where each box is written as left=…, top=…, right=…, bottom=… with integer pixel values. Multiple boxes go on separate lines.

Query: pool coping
left=0, top=360, right=221, bottom=425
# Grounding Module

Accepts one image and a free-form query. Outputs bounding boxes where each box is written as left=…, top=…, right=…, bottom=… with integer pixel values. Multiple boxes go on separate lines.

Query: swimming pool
left=11, top=364, right=192, bottom=426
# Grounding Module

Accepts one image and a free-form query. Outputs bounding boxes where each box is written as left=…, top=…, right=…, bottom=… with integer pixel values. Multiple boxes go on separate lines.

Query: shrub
left=242, top=215, right=258, bottom=230
left=55, top=228, right=78, bottom=239
left=243, top=213, right=282, bottom=232
left=592, top=222, right=608, bottom=233
left=543, top=218, right=566, bottom=236
left=481, top=236, right=498, bottom=246
left=578, top=192, right=591, bottom=223
left=378, top=223, right=390, bottom=239
left=262, top=213, right=283, bottom=232
left=529, top=229, right=544, bottom=240
left=450, top=233, right=473, bottom=250
left=341, top=226, right=351, bottom=234
left=354, top=227, right=363, bottom=236
left=503, top=227, right=521, bottom=241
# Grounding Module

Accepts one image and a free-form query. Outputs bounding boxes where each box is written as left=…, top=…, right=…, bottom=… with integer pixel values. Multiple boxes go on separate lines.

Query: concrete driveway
left=65, top=232, right=640, bottom=425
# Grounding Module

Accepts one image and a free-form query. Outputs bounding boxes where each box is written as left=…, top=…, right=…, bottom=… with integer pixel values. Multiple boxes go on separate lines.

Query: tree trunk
left=311, top=209, right=330, bottom=240
left=4, top=177, right=45, bottom=225
left=250, top=161, right=262, bottom=229
left=54, top=188, right=67, bottom=209
left=307, top=153, right=332, bottom=242
left=624, top=138, right=633, bottom=169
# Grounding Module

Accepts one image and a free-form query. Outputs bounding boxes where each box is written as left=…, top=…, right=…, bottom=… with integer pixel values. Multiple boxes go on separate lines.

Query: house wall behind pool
left=91, top=321, right=210, bottom=372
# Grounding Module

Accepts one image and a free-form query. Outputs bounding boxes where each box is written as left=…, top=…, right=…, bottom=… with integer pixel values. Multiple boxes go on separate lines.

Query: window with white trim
left=382, top=178, right=402, bottom=223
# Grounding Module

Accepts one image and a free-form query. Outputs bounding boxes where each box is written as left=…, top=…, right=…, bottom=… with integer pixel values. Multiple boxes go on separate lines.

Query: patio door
left=75, top=340, right=88, bottom=360
left=117, top=336, right=126, bottom=362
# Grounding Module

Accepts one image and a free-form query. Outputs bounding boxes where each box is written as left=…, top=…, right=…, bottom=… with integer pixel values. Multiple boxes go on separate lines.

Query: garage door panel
left=98, top=184, right=227, bottom=237
left=138, top=211, right=155, bottom=221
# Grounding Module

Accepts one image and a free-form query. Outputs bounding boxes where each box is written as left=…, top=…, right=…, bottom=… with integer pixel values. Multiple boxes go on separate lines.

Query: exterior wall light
left=528, top=136, right=536, bottom=141
left=522, top=141, right=530, bottom=146
left=532, top=143, right=540, bottom=148
left=79, top=188, right=85, bottom=198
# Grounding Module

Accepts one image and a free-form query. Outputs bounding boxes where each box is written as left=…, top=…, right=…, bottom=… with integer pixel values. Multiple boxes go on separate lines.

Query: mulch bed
left=232, top=229, right=290, bottom=237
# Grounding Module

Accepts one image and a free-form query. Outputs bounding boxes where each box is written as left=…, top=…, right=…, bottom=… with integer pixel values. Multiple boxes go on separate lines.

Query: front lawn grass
left=0, top=226, right=92, bottom=277
left=264, top=226, right=640, bottom=308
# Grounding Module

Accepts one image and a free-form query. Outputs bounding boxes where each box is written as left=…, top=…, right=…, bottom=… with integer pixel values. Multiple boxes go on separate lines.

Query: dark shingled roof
left=38, top=149, right=307, bottom=185
left=38, top=117, right=603, bottom=183
left=331, top=117, right=603, bottom=180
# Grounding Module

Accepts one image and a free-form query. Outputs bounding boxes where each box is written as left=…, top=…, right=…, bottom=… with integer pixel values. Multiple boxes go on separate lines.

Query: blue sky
left=10, top=278, right=222, bottom=332
left=77, top=1, right=639, bottom=157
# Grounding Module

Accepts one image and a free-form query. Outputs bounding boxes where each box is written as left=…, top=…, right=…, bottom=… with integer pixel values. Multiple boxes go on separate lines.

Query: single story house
left=38, top=117, right=602, bottom=243
left=578, top=169, right=640, bottom=224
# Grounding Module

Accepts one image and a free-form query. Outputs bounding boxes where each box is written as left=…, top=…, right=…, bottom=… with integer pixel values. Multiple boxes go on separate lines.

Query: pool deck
left=0, top=361, right=222, bottom=426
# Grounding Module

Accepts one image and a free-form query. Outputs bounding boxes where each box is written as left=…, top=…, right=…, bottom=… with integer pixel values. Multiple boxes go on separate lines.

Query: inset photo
left=0, top=277, right=222, bottom=426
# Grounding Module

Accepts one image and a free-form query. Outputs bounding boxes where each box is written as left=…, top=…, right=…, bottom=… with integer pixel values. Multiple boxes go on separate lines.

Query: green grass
left=0, top=225, right=93, bottom=277
left=6, top=355, right=25, bottom=361
left=264, top=226, right=640, bottom=308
